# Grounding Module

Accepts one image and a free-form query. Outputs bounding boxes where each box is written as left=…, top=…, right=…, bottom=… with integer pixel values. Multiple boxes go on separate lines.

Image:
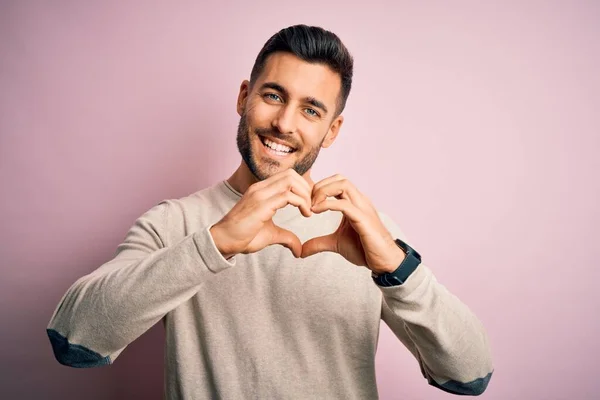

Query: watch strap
left=372, top=238, right=421, bottom=287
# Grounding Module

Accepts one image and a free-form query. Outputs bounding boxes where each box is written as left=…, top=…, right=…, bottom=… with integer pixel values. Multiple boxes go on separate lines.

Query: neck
left=227, top=160, right=314, bottom=195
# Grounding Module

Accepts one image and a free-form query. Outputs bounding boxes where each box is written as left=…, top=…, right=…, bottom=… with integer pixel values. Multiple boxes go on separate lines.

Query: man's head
left=236, top=25, right=354, bottom=182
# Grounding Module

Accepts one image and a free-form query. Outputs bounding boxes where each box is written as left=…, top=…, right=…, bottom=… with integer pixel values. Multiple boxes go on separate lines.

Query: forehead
left=256, top=52, right=341, bottom=106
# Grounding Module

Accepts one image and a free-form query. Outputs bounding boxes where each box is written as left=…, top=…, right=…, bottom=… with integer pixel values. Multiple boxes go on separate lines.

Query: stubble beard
left=236, top=111, right=325, bottom=182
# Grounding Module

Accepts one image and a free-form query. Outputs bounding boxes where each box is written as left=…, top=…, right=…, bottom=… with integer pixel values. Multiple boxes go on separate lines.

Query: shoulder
left=167, top=181, right=235, bottom=218
left=132, top=182, right=230, bottom=241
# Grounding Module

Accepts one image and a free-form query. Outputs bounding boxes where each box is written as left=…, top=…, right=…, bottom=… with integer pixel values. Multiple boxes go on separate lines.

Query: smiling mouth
left=258, top=135, right=297, bottom=155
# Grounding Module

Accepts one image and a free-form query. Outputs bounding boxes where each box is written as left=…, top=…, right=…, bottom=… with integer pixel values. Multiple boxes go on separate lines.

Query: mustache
left=254, top=127, right=299, bottom=149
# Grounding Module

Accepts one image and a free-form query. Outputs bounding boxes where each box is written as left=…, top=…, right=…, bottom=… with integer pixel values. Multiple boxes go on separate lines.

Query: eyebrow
left=260, top=82, right=329, bottom=115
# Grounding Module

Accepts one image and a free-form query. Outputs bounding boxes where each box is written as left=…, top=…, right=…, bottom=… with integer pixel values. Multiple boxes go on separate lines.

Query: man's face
left=236, top=52, right=344, bottom=181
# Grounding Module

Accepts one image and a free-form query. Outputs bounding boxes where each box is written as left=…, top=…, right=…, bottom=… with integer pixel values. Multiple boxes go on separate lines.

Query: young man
left=47, top=25, right=493, bottom=399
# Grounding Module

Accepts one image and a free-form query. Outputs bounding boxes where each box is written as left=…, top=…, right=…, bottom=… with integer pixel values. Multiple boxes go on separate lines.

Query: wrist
left=372, top=238, right=421, bottom=287
left=387, top=246, right=407, bottom=273
left=373, top=241, right=406, bottom=275
left=209, top=223, right=236, bottom=260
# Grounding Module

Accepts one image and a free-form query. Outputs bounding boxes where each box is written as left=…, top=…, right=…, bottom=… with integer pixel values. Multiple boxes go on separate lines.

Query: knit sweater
left=47, top=179, right=493, bottom=399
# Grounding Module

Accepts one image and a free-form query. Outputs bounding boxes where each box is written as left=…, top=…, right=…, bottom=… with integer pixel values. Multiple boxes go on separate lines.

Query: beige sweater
left=47, top=179, right=493, bottom=399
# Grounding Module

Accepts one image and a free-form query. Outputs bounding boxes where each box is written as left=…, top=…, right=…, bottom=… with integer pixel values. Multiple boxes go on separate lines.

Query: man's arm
left=378, top=212, right=494, bottom=396
left=46, top=200, right=235, bottom=367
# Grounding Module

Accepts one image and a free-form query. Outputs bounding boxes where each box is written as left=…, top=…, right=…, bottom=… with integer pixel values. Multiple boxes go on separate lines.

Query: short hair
left=249, top=24, right=354, bottom=116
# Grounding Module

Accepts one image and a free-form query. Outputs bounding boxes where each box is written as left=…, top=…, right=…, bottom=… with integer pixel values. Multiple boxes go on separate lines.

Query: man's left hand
left=300, top=174, right=405, bottom=275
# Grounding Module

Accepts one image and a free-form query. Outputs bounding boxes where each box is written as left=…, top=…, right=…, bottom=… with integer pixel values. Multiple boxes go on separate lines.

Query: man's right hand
left=209, top=169, right=314, bottom=259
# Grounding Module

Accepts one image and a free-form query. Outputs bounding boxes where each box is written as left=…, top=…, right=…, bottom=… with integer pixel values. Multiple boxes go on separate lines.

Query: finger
left=311, top=174, right=345, bottom=200
left=288, top=168, right=313, bottom=196
left=249, top=174, right=312, bottom=217
left=288, top=175, right=313, bottom=216
left=248, top=170, right=315, bottom=218
left=312, top=178, right=362, bottom=207
left=301, top=233, right=337, bottom=258
left=267, top=190, right=312, bottom=218
left=311, top=198, right=363, bottom=223
left=270, top=224, right=302, bottom=258
left=247, top=169, right=304, bottom=197
left=269, top=172, right=313, bottom=216
left=270, top=169, right=313, bottom=197
left=312, top=184, right=347, bottom=206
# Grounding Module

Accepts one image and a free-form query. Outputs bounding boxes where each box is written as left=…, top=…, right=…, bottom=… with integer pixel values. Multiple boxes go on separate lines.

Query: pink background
left=1, top=1, right=598, bottom=399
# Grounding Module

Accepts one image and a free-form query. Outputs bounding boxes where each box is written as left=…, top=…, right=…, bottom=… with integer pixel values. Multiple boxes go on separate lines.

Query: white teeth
left=264, top=138, right=293, bottom=153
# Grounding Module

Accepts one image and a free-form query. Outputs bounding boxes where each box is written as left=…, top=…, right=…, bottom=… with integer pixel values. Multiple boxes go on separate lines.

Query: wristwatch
left=372, top=238, right=421, bottom=287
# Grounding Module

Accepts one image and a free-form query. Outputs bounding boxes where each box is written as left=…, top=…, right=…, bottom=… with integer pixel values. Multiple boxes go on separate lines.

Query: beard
left=236, top=111, right=325, bottom=182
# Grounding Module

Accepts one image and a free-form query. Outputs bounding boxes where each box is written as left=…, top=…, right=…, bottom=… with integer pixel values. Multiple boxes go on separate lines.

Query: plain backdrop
left=1, top=1, right=598, bottom=399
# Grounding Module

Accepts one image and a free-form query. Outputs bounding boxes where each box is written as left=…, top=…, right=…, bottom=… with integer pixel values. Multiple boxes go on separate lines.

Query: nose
left=271, top=104, right=296, bottom=135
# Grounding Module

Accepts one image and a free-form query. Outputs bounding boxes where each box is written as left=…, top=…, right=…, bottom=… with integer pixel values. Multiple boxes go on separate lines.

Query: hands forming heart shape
left=210, top=170, right=405, bottom=275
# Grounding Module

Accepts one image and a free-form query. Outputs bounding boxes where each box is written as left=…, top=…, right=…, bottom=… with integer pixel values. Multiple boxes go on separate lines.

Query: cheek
left=299, top=124, right=328, bottom=148
left=247, top=101, right=277, bottom=126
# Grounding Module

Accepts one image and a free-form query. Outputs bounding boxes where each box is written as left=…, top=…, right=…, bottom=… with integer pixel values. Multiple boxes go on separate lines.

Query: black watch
left=372, top=238, right=422, bottom=287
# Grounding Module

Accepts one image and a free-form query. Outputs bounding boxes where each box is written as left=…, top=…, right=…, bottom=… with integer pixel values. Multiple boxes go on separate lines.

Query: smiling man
left=233, top=49, right=345, bottom=190
left=47, top=25, right=494, bottom=399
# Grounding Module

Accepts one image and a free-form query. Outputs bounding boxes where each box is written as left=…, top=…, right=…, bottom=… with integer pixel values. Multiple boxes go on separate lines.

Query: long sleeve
left=46, top=200, right=235, bottom=367
left=377, top=212, right=493, bottom=396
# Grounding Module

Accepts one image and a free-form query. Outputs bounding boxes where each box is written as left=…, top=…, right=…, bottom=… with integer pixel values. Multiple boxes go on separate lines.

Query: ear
left=237, top=80, right=250, bottom=116
left=322, top=115, right=344, bottom=148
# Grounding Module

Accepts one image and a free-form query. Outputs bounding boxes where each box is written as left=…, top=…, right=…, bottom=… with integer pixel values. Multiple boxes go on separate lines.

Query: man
left=47, top=25, right=493, bottom=399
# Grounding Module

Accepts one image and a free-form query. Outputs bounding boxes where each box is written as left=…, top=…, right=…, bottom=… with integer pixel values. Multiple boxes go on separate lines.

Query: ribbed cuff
left=193, top=224, right=237, bottom=274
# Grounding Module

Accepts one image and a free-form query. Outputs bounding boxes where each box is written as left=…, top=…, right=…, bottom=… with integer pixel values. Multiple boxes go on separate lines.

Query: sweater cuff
left=193, top=224, right=237, bottom=274
left=377, top=263, right=429, bottom=298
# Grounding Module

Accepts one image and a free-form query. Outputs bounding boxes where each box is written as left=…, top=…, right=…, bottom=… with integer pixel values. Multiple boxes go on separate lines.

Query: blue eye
left=305, top=108, right=319, bottom=117
left=265, top=93, right=282, bottom=102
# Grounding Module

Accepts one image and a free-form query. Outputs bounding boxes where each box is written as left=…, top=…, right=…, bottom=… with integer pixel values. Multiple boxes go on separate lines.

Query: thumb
left=270, top=225, right=302, bottom=258
left=301, top=234, right=337, bottom=258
